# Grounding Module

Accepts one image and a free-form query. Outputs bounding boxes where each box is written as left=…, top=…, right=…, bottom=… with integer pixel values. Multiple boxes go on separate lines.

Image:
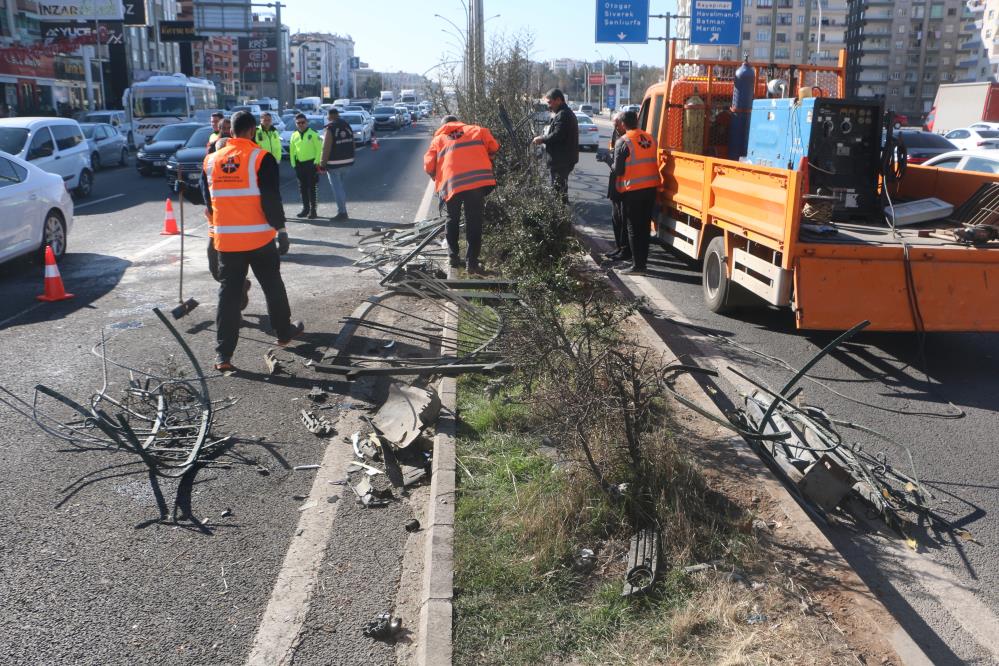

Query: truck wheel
left=702, top=236, right=734, bottom=314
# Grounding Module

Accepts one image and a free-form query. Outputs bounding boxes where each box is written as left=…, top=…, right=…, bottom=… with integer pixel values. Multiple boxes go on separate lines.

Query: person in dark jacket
left=318, top=108, right=355, bottom=221
left=532, top=88, right=579, bottom=204
left=601, top=113, right=630, bottom=261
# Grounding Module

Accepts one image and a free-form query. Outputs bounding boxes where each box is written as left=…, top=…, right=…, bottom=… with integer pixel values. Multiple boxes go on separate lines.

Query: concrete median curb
left=573, top=222, right=931, bottom=665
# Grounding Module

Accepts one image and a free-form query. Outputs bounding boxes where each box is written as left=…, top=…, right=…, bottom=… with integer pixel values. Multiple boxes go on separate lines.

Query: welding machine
left=746, top=96, right=883, bottom=220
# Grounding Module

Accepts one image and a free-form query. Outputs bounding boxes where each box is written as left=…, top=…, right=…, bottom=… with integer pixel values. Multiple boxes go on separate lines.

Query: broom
left=171, top=164, right=200, bottom=319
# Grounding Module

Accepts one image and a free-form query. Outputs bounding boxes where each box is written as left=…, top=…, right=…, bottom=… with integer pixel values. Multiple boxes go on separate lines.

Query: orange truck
left=638, top=45, right=999, bottom=331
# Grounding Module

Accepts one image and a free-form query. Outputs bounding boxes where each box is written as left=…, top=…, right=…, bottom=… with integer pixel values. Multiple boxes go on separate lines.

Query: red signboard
left=239, top=48, right=276, bottom=82
left=588, top=74, right=605, bottom=85
left=0, top=51, right=56, bottom=78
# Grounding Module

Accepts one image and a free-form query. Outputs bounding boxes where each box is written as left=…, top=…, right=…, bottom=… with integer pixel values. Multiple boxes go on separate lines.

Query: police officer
left=289, top=113, right=322, bottom=219
left=318, top=108, right=355, bottom=221
left=424, top=115, right=500, bottom=274
left=611, top=110, right=660, bottom=276
left=200, top=111, right=304, bottom=372
left=255, top=111, right=282, bottom=162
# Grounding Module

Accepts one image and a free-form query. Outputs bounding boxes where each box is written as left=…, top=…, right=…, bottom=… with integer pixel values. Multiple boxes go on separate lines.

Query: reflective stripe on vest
left=207, top=139, right=275, bottom=252
left=616, top=129, right=660, bottom=193
left=440, top=168, right=495, bottom=199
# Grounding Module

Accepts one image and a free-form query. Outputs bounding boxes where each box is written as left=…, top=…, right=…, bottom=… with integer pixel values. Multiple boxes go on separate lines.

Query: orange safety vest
left=424, top=122, right=499, bottom=201
left=616, top=128, right=660, bottom=194
left=204, top=137, right=275, bottom=252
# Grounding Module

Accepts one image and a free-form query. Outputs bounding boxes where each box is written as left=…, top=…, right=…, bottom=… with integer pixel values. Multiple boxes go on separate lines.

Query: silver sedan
left=79, top=123, right=128, bottom=171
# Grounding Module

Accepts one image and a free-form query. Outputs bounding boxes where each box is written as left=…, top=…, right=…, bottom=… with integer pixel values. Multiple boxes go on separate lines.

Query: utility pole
left=273, top=2, right=286, bottom=111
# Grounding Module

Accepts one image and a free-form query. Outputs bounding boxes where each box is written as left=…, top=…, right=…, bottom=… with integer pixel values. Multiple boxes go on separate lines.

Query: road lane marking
left=243, top=435, right=353, bottom=665
left=74, top=194, right=125, bottom=210
left=0, top=303, right=43, bottom=330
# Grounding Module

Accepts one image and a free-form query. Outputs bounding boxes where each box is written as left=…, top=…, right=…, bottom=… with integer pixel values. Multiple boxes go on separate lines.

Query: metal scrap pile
left=0, top=308, right=234, bottom=478
left=354, top=216, right=450, bottom=285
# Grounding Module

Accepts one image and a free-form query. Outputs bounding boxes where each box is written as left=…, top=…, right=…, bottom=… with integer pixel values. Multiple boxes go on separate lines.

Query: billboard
left=159, top=20, right=206, bottom=42
left=122, top=0, right=148, bottom=26
left=194, top=0, right=253, bottom=34
left=36, top=0, right=122, bottom=21
left=42, top=21, right=125, bottom=46
left=240, top=42, right=277, bottom=82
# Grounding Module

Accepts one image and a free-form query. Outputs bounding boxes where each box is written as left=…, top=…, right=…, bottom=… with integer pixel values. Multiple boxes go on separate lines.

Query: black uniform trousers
left=216, top=241, right=292, bottom=361
left=607, top=173, right=630, bottom=255
left=621, top=187, right=657, bottom=270
left=445, top=186, right=489, bottom=268
left=294, top=159, right=318, bottom=213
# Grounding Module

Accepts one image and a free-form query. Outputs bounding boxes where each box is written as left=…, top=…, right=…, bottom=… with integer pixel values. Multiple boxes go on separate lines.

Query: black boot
left=308, top=208, right=318, bottom=220
left=296, top=208, right=309, bottom=218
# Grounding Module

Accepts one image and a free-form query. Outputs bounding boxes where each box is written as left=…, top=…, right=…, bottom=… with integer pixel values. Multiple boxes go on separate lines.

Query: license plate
left=187, top=172, right=200, bottom=180
left=153, top=160, right=165, bottom=167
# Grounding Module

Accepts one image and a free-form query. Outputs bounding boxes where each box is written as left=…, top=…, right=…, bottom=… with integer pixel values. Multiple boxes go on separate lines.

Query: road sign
left=690, top=0, right=742, bottom=46
left=588, top=73, right=605, bottom=85
left=606, top=74, right=623, bottom=85
left=618, top=60, right=632, bottom=74
left=595, top=0, right=649, bottom=44
left=350, top=57, right=360, bottom=70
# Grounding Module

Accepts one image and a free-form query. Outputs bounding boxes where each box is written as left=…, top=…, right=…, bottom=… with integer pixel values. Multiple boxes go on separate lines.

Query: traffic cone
left=36, top=245, right=74, bottom=302
left=371, top=136, right=380, bottom=151
left=161, top=198, right=180, bottom=235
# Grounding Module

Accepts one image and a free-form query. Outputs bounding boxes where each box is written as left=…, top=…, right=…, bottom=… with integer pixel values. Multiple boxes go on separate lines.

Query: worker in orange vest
left=200, top=111, right=304, bottom=372
left=611, top=110, right=660, bottom=276
left=424, top=114, right=500, bottom=273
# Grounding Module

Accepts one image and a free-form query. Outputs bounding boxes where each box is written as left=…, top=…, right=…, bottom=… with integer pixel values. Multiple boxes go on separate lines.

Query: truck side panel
left=895, top=164, right=999, bottom=207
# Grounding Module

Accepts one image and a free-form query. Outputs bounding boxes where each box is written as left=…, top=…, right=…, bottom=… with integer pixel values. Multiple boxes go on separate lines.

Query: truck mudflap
left=793, top=250, right=999, bottom=331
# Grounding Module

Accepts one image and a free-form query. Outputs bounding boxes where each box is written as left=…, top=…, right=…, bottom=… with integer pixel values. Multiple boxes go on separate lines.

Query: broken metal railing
left=354, top=216, right=451, bottom=285
left=0, top=308, right=235, bottom=477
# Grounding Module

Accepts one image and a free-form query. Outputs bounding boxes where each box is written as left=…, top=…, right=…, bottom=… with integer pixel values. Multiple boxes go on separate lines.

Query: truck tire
left=702, top=236, right=734, bottom=314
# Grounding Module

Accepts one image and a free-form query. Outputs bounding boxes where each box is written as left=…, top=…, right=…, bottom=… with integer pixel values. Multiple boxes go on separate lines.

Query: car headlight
left=137, top=151, right=147, bottom=159
left=166, top=159, right=178, bottom=169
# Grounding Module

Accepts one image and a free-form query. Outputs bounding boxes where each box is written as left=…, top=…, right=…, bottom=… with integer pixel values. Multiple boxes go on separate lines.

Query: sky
left=282, top=0, right=680, bottom=75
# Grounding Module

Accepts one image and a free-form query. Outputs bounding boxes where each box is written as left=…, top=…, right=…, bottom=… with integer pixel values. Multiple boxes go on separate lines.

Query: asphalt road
left=0, top=122, right=435, bottom=665
left=571, top=117, right=999, bottom=665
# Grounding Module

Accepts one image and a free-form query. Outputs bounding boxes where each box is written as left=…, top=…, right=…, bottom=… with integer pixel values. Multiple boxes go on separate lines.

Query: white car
left=575, top=113, right=601, bottom=151
left=340, top=113, right=372, bottom=144
left=579, top=103, right=598, bottom=116
left=923, top=150, right=999, bottom=174
left=81, top=110, right=135, bottom=149
left=969, top=122, right=999, bottom=131
left=942, top=127, right=999, bottom=151
left=0, top=118, right=93, bottom=198
left=0, top=150, right=74, bottom=263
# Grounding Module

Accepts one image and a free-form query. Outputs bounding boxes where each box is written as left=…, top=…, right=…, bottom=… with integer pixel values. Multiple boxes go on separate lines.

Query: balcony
left=958, top=58, right=981, bottom=68
left=862, top=12, right=893, bottom=21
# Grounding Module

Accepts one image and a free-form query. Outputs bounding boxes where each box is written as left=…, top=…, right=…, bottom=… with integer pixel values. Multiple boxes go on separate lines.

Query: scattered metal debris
left=294, top=464, right=321, bottom=471
left=0, top=308, right=234, bottom=478
left=573, top=548, right=596, bottom=574
left=362, top=612, right=402, bottom=639
left=300, top=409, right=336, bottom=437
left=264, top=348, right=284, bottom=375
left=372, top=382, right=440, bottom=449
left=622, top=528, right=660, bottom=596
left=404, top=518, right=421, bottom=532
left=353, top=476, right=391, bottom=508
left=307, top=386, right=328, bottom=403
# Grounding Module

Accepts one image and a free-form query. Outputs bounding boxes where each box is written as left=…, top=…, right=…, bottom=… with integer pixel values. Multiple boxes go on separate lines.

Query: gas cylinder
left=728, top=55, right=756, bottom=160
left=682, top=88, right=706, bottom=154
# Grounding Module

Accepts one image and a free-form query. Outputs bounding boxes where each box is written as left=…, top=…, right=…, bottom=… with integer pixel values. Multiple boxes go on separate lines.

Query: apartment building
left=192, top=37, right=238, bottom=98
left=676, top=0, right=846, bottom=65
left=291, top=32, right=354, bottom=100
left=845, top=0, right=993, bottom=122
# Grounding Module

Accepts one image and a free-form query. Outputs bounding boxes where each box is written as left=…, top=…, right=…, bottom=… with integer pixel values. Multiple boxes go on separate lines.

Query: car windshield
left=134, top=94, right=187, bottom=118
left=153, top=125, right=199, bottom=142
left=976, top=130, right=999, bottom=138
left=84, top=114, right=112, bottom=123
left=345, top=106, right=363, bottom=111
left=342, top=114, right=364, bottom=125
left=899, top=132, right=954, bottom=148
left=0, top=127, right=29, bottom=154
left=281, top=114, right=296, bottom=127
left=186, top=126, right=214, bottom=147
left=576, top=114, right=593, bottom=123
left=374, top=107, right=396, bottom=114
left=80, top=125, right=97, bottom=138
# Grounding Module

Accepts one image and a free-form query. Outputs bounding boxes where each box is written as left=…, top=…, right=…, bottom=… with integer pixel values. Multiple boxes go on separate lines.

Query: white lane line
left=0, top=302, right=43, bottom=330
left=74, top=193, right=125, bottom=210
left=243, top=441, right=353, bottom=666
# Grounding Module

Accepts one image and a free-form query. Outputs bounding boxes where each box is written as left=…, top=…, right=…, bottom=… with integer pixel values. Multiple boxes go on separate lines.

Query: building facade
left=192, top=36, right=237, bottom=100
left=291, top=32, right=354, bottom=100
left=845, top=0, right=994, bottom=122
left=676, top=0, right=846, bottom=65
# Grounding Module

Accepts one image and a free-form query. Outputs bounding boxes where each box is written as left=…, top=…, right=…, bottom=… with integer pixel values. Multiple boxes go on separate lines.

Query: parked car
left=575, top=113, right=600, bottom=151
left=165, top=126, right=216, bottom=193
left=341, top=113, right=372, bottom=144
left=0, top=117, right=93, bottom=198
left=280, top=115, right=326, bottom=159
left=0, top=150, right=74, bottom=263
left=894, top=130, right=957, bottom=164
left=923, top=150, right=999, bottom=174
left=135, top=122, right=203, bottom=176
left=942, top=127, right=999, bottom=151
left=81, top=110, right=135, bottom=148
left=80, top=123, right=128, bottom=171
left=372, top=106, right=401, bottom=131
left=619, top=104, right=641, bottom=114
left=969, top=122, right=999, bottom=131
left=393, top=105, right=412, bottom=127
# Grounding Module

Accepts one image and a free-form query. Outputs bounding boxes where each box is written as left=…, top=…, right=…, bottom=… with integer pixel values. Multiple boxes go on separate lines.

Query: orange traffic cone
left=371, top=136, right=380, bottom=151
left=161, top=198, right=180, bottom=235
left=37, top=245, right=74, bottom=302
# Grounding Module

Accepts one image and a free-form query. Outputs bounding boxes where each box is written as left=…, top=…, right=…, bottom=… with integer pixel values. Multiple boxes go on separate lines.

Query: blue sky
left=283, top=0, right=680, bottom=74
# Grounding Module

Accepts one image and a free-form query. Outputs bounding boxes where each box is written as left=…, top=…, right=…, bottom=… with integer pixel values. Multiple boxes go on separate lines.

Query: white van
left=379, top=90, right=395, bottom=104
left=0, top=117, right=94, bottom=198
left=295, top=97, right=322, bottom=113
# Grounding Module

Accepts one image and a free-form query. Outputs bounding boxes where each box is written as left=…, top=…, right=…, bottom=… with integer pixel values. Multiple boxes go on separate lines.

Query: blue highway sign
left=690, top=0, right=742, bottom=46
left=595, top=0, right=650, bottom=44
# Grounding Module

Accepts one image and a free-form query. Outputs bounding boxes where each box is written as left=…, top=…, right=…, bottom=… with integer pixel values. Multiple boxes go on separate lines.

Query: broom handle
left=178, top=165, right=185, bottom=303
